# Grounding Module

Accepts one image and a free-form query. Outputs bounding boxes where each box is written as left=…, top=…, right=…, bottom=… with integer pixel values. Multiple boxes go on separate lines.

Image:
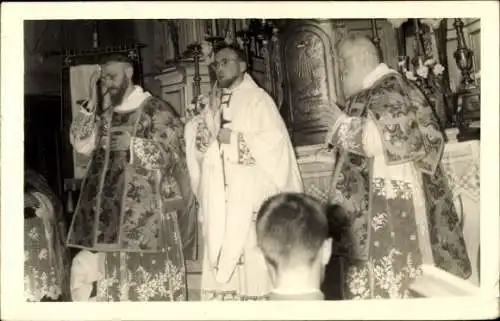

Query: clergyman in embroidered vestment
left=185, top=45, right=303, bottom=300
left=67, top=54, right=197, bottom=301
left=322, top=35, right=471, bottom=299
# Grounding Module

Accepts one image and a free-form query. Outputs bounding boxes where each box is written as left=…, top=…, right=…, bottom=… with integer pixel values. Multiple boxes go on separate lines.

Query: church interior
left=24, top=18, right=482, bottom=301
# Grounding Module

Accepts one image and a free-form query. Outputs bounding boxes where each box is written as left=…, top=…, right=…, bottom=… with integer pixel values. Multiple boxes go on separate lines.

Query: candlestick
left=92, top=21, right=99, bottom=49
left=193, top=20, right=198, bottom=43
left=370, top=19, right=383, bottom=61
left=453, top=18, right=480, bottom=141
left=212, top=19, right=217, bottom=37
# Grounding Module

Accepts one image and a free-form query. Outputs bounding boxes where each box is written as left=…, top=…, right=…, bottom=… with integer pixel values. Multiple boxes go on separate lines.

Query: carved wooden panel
left=281, top=21, right=339, bottom=146
left=155, top=61, right=211, bottom=118
left=163, top=85, right=185, bottom=116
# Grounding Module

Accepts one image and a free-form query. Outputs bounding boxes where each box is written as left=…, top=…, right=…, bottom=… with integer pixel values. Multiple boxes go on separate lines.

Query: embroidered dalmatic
left=24, top=169, right=70, bottom=301
left=185, top=74, right=303, bottom=300
left=67, top=86, right=196, bottom=301
left=326, top=64, right=471, bottom=299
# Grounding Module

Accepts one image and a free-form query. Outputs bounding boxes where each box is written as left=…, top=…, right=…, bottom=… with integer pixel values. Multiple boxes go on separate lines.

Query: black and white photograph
left=1, top=1, right=499, bottom=320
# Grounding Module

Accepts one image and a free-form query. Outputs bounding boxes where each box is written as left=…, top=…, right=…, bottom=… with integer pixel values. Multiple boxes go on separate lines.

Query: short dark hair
left=256, top=193, right=329, bottom=270
left=214, top=44, right=246, bottom=62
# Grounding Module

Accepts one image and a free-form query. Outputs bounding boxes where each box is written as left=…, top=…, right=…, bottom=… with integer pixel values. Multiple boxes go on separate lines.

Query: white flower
left=200, top=41, right=213, bottom=58
left=424, top=58, right=436, bottom=66
left=397, top=57, right=409, bottom=71
left=387, top=18, right=408, bottom=28
left=236, top=37, right=244, bottom=50
left=433, top=63, right=445, bottom=76
left=473, top=70, right=481, bottom=79
left=372, top=212, right=388, bottom=231
left=28, top=227, right=39, bottom=240
left=405, top=71, right=417, bottom=81
left=416, top=65, right=429, bottom=79
left=198, top=94, right=209, bottom=106
left=421, top=18, right=443, bottom=30
left=38, top=248, right=48, bottom=260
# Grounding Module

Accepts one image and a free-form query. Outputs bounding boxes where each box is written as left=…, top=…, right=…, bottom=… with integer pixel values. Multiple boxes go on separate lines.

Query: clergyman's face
left=338, top=49, right=364, bottom=98
left=213, top=48, right=243, bottom=88
left=100, top=62, right=131, bottom=105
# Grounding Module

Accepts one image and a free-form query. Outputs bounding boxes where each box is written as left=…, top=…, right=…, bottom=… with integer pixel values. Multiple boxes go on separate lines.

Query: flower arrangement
left=200, top=40, right=213, bottom=60
left=399, top=57, right=445, bottom=82
left=185, top=94, right=215, bottom=153
left=389, top=18, right=452, bottom=128
left=387, top=18, right=443, bottom=30
left=471, top=70, right=481, bottom=85
left=398, top=54, right=450, bottom=128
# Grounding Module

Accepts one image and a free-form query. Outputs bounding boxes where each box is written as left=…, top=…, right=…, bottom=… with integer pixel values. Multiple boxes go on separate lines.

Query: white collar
left=362, top=63, right=397, bottom=90
left=222, top=73, right=257, bottom=94
left=114, top=85, right=151, bottom=113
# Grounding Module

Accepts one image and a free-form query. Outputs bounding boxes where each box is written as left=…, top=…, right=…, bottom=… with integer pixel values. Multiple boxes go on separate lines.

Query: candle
left=193, top=20, right=198, bottom=43
left=232, top=19, right=237, bottom=36
left=212, top=19, right=217, bottom=36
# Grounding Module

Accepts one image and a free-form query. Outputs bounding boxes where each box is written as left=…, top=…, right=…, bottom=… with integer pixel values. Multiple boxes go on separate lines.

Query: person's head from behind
left=99, top=54, right=135, bottom=106
left=337, top=34, right=381, bottom=98
left=212, top=45, right=247, bottom=89
left=256, top=193, right=332, bottom=290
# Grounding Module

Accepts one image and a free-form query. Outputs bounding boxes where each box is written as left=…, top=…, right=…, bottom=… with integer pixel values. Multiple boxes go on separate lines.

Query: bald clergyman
left=322, top=35, right=471, bottom=299
left=67, top=54, right=197, bottom=301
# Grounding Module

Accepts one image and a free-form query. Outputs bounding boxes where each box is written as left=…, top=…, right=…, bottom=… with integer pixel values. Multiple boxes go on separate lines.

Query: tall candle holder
left=236, top=28, right=253, bottom=71
left=182, top=43, right=204, bottom=116
left=453, top=18, right=480, bottom=141
left=371, top=19, right=383, bottom=61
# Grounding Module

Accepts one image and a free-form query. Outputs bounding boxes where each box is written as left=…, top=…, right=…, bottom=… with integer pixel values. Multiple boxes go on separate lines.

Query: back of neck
left=273, top=266, right=322, bottom=294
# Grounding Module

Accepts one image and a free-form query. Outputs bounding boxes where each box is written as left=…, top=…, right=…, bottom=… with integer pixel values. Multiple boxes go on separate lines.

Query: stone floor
left=186, top=259, right=202, bottom=301
left=187, top=273, right=202, bottom=301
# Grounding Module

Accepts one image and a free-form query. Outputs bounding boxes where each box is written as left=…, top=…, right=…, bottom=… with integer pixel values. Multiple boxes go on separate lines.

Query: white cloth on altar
left=185, top=73, right=303, bottom=297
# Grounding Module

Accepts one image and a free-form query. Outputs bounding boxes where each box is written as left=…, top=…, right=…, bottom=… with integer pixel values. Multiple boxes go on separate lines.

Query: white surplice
left=185, top=73, right=303, bottom=300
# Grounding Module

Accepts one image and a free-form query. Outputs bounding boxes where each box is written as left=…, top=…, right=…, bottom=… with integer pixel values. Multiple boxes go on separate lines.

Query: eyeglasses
left=211, top=58, right=238, bottom=69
